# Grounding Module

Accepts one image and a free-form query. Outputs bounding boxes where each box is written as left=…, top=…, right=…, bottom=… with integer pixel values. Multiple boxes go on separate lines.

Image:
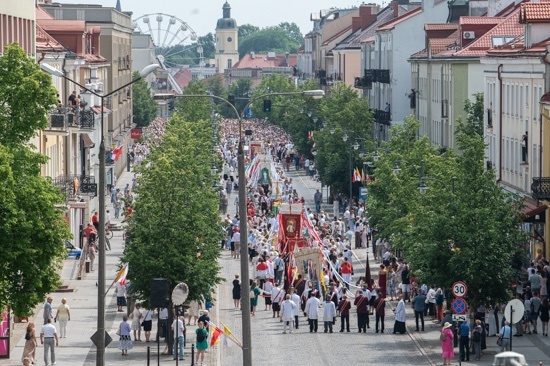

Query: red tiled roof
left=322, top=25, right=352, bottom=46
left=425, top=23, right=459, bottom=30
left=430, top=38, right=457, bottom=55
left=460, top=16, right=504, bottom=25
left=84, top=54, right=108, bottom=64
left=454, top=8, right=523, bottom=57
left=36, top=5, right=55, bottom=20
left=486, top=35, right=550, bottom=55
left=36, top=24, right=66, bottom=52
left=37, top=19, right=86, bottom=32
left=233, top=53, right=297, bottom=69
left=377, top=7, right=422, bottom=31
left=173, top=68, right=193, bottom=89
left=519, top=2, right=550, bottom=23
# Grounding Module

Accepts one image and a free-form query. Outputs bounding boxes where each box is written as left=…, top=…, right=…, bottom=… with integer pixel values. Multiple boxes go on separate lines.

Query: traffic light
left=228, top=94, right=235, bottom=106
left=263, top=99, right=271, bottom=112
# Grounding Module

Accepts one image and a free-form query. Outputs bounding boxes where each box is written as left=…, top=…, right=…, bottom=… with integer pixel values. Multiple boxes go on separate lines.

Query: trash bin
left=85, top=260, right=91, bottom=273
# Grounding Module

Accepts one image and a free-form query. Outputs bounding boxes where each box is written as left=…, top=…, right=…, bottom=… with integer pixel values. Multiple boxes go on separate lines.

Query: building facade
left=41, top=2, right=134, bottom=188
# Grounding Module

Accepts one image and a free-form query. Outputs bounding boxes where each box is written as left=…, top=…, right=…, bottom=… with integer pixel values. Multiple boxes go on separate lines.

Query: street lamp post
left=41, top=62, right=158, bottom=366
left=174, top=89, right=323, bottom=365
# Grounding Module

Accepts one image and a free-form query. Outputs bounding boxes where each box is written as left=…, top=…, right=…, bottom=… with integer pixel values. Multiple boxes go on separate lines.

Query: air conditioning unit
left=463, top=31, right=475, bottom=40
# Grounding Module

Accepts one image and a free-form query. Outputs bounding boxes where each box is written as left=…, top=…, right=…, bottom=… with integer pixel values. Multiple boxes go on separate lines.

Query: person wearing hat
left=440, top=322, right=454, bottom=365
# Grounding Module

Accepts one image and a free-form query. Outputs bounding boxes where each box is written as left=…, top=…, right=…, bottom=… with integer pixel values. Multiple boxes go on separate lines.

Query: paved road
left=3, top=161, right=550, bottom=365
left=216, top=166, right=434, bottom=365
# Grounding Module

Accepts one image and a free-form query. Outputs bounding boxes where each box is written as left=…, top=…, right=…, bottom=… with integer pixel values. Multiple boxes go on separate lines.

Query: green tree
left=0, top=44, right=71, bottom=316
left=277, top=22, right=304, bottom=45
left=462, top=92, right=484, bottom=137
left=250, top=73, right=296, bottom=122
left=238, top=27, right=301, bottom=58
left=122, top=108, right=222, bottom=308
left=132, top=71, right=157, bottom=127
left=228, top=77, right=253, bottom=116
left=177, top=81, right=212, bottom=122
left=313, top=83, right=373, bottom=196
left=238, top=24, right=260, bottom=39
left=367, top=101, right=527, bottom=307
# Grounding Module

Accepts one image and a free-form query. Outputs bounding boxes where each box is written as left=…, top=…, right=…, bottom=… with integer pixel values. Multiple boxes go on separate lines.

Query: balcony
left=375, top=110, right=391, bottom=125
left=365, top=69, right=391, bottom=84
left=532, top=177, right=550, bottom=200
left=54, top=175, right=97, bottom=201
left=47, top=106, right=96, bottom=131
left=354, top=76, right=372, bottom=90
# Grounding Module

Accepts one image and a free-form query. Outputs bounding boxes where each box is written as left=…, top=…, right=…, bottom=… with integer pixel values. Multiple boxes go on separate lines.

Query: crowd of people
left=216, top=117, right=550, bottom=365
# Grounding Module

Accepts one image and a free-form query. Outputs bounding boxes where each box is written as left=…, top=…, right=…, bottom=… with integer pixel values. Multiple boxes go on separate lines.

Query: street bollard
left=147, top=346, right=150, bottom=366
left=191, top=344, right=195, bottom=365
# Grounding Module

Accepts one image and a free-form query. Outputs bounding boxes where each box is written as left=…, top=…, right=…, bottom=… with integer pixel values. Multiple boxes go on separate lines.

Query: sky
left=56, top=0, right=376, bottom=39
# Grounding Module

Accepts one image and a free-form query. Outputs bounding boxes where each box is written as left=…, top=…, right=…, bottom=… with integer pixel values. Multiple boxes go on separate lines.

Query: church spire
left=115, top=0, right=121, bottom=12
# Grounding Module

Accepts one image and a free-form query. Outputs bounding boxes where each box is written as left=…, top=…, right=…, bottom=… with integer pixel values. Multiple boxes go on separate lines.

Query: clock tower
left=215, top=1, right=239, bottom=73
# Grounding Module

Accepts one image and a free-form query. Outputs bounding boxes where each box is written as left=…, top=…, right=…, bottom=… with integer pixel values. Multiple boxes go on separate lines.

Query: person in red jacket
left=338, top=295, right=352, bottom=332
left=340, top=257, right=353, bottom=288
left=91, top=211, right=99, bottom=230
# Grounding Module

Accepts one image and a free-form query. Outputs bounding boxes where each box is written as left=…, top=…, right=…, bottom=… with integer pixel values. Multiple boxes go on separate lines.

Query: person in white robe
left=393, top=295, right=407, bottom=334
left=280, top=295, right=297, bottom=334
left=305, top=292, right=321, bottom=333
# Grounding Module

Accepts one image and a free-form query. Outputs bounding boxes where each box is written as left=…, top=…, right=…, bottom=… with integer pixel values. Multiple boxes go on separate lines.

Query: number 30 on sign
left=452, top=281, right=468, bottom=298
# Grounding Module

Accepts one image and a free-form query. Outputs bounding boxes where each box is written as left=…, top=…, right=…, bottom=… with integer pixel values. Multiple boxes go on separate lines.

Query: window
left=491, top=36, right=516, bottom=47
left=227, top=59, right=232, bottom=70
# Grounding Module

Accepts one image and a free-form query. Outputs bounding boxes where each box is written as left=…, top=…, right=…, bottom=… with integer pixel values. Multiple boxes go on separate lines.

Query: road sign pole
left=510, top=306, right=513, bottom=351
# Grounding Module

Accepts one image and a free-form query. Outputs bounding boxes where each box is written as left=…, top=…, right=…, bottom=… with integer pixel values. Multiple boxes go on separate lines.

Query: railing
left=532, top=177, right=550, bottom=200
left=54, top=175, right=97, bottom=201
left=48, top=106, right=96, bottom=130
left=365, top=69, right=391, bottom=84
left=375, top=110, right=391, bottom=125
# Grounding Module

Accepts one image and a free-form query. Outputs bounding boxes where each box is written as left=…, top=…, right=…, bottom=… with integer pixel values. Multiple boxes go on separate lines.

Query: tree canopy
left=132, top=71, right=157, bottom=127
left=238, top=23, right=303, bottom=58
left=366, top=97, right=527, bottom=307
left=122, top=80, right=223, bottom=306
left=0, top=44, right=71, bottom=316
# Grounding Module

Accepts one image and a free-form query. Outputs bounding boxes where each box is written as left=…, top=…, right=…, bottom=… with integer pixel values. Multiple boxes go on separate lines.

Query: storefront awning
left=521, top=198, right=546, bottom=223
left=81, top=133, right=95, bottom=149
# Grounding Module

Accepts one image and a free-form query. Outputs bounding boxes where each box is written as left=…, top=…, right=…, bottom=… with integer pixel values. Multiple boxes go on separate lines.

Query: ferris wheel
left=133, top=13, right=202, bottom=68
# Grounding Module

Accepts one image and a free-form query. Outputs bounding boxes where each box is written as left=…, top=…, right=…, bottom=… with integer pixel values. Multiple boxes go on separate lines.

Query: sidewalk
left=3, top=170, right=197, bottom=366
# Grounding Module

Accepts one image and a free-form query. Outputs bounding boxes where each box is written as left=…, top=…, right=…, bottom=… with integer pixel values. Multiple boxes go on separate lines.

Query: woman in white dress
left=187, top=300, right=200, bottom=325
left=131, top=303, right=143, bottom=341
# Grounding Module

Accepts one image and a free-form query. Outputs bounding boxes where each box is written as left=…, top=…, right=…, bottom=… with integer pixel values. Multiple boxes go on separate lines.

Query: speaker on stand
left=150, top=278, right=168, bottom=308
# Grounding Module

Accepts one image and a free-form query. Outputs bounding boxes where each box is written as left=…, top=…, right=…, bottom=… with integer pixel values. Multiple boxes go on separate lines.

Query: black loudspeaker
left=150, top=278, right=168, bottom=308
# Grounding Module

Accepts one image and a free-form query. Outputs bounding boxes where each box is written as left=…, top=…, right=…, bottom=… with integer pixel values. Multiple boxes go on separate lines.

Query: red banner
left=131, top=128, right=142, bottom=139
left=281, top=214, right=301, bottom=240
left=287, top=238, right=307, bottom=252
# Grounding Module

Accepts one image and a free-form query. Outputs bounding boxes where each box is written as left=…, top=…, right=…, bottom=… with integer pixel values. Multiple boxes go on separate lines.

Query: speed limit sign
left=452, top=281, right=468, bottom=297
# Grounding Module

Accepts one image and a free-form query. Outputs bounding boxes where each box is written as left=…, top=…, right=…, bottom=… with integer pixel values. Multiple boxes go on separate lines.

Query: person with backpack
left=195, top=321, right=208, bottom=365
left=472, top=319, right=483, bottom=361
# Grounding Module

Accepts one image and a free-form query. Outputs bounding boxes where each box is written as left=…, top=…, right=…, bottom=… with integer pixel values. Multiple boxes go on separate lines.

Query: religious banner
left=131, top=128, right=142, bottom=140
left=287, top=238, right=308, bottom=252
left=249, top=143, right=261, bottom=159
left=281, top=214, right=301, bottom=240
left=260, top=167, right=270, bottom=185
left=294, top=247, right=323, bottom=288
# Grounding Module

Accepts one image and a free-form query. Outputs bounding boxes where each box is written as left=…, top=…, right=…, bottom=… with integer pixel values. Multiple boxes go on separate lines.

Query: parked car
left=492, top=351, right=528, bottom=366
left=65, top=240, right=82, bottom=260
